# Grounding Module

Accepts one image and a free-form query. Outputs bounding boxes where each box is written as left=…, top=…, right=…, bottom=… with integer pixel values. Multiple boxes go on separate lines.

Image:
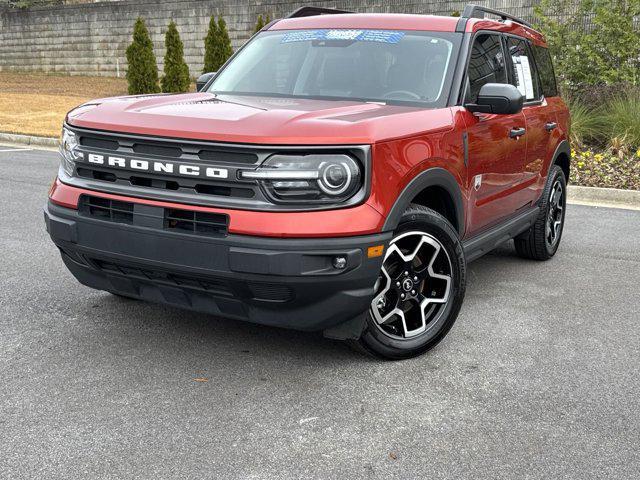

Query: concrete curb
left=567, top=185, right=640, bottom=211
left=0, top=132, right=58, bottom=148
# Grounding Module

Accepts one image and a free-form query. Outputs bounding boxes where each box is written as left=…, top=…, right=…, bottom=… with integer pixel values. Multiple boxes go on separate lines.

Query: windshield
left=208, top=29, right=460, bottom=107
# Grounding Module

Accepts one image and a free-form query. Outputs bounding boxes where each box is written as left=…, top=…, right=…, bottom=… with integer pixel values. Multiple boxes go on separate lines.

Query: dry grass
left=0, top=72, right=128, bottom=138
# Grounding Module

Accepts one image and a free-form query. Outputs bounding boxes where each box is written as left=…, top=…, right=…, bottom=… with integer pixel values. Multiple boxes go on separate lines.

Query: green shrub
left=601, top=89, right=640, bottom=148
left=161, top=21, right=190, bottom=93
left=567, top=99, right=604, bottom=149
left=126, top=17, right=160, bottom=95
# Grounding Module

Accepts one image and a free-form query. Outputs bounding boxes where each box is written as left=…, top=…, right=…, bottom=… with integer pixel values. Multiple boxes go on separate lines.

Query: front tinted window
left=208, top=30, right=460, bottom=106
left=506, top=37, right=541, bottom=101
left=532, top=45, right=558, bottom=97
left=465, top=33, right=507, bottom=103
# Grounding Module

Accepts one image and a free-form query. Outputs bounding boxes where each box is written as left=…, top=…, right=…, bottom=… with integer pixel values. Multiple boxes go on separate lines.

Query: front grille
left=79, top=195, right=229, bottom=237
left=73, top=129, right=263, bottom=203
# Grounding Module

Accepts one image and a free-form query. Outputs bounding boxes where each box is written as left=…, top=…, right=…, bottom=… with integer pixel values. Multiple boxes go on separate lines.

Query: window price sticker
left=512, top=55, right=535, bottom=100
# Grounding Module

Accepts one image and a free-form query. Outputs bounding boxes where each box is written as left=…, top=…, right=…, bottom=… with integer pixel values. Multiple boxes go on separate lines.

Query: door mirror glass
left=196, top=72, right=216, bottom=92
left=465, top=83, right=524, bottom=115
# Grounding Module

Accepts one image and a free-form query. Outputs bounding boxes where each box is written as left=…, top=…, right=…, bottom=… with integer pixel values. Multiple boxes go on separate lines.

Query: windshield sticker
left=281, top=30, right=327, bottom=43
left=281, top=30, right=405, bottom=44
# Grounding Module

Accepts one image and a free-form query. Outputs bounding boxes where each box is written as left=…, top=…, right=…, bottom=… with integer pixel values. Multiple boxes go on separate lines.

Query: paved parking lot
left=1, top=146, right=639, bottom=479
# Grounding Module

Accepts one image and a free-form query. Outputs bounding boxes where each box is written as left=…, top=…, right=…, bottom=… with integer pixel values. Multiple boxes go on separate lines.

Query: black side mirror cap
left=465, top=83, right=524, bottom=115
left=196, top=72, right=216, bottom=92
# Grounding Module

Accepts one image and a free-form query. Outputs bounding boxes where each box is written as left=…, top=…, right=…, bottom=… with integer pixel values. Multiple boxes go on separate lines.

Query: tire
left=352, top=204, right=466, bottom=360
left=515, top=165, right=567, bottom=261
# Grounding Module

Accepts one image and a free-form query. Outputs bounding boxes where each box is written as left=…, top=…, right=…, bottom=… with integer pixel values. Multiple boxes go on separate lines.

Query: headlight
left=240, top=154, right=362, bottom=204
left=59, top=127, right=80, bottom=176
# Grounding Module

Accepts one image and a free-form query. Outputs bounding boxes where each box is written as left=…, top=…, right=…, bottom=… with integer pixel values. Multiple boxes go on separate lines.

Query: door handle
left=509, top=127, right=526, bottom=138
left=545, top=122, right=558, bottom=132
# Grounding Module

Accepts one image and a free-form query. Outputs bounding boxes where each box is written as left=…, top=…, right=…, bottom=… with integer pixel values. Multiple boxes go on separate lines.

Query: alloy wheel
left=546, top=179, right=565, bottom=247
left=370, top=231, right=453, bottom=340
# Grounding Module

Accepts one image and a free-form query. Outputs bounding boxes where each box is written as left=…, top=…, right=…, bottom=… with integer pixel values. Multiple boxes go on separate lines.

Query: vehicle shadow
left=80, top=242, right=526, bottom=367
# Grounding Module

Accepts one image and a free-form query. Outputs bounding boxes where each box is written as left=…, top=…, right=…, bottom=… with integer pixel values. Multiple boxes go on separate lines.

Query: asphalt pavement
left=1, top=145, right=639, bottom=479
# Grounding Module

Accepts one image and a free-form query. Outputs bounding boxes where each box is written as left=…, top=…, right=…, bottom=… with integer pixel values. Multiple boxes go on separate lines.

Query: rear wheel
left=354, top=205, right=466, bottom=360
left=515, top=165, right=567, bottom=260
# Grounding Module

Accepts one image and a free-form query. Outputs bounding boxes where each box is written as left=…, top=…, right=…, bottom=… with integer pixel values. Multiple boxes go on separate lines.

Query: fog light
left=333, top=256, right=347, bottom=269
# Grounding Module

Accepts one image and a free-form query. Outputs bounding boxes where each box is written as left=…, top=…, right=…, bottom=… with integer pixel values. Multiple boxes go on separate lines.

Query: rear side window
left=464, top=33, right=507, bottom=103
left=506, top=36, right=541, bottom=102
left=532, top=45, right=558, bottom=97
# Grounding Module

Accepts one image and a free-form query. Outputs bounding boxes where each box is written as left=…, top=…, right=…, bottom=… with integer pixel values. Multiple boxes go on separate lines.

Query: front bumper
left=45, top=201, right=391, bottom=332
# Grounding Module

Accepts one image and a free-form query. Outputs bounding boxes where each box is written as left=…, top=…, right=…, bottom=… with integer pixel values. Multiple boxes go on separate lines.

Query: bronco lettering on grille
left=83, top=153, right=229, bottom=179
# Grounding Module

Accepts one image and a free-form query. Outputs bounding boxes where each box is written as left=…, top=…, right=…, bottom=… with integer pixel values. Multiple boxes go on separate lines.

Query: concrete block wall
left=0, top=0, right=541, bottom=77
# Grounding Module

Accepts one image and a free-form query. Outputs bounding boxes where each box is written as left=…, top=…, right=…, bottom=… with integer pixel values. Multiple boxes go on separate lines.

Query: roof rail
left=460, top=3, right=533, bottom=28
left=287, top=6, right=352, bottom=19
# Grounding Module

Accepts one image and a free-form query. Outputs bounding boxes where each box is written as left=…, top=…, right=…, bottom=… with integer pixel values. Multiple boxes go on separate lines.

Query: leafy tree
left=534, top=0, right=640, bottom=92
left=203, top=15, right=219, bottom=73
left=161, top=21, right=190, bottom=93
left=125, top=17, right=160, bottom=95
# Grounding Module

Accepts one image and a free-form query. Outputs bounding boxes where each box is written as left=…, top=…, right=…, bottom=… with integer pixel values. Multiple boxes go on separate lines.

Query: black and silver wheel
left=515, top=165, right=567, bottom=260
left=354, top=205, right=466, bottom=360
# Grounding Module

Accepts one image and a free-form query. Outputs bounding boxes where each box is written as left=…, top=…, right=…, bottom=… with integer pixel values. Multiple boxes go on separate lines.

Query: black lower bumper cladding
left=45, top=201, right=390, bottom=333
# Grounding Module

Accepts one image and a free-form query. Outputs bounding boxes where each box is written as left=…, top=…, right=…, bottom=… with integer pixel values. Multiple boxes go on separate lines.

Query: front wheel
left=353, top=205, right=466, bottom=360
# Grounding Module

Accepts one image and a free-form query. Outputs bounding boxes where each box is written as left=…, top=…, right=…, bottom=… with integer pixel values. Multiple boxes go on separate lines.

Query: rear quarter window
left=532, top=45, right=558, bottom=98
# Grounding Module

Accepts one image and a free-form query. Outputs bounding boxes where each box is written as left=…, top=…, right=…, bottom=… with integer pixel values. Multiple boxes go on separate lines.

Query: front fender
left=382, top=167, right=465, bottom=236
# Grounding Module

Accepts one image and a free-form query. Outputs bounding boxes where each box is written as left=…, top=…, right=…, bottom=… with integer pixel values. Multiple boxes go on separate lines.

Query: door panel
left=463, top=110, right=528, bottom=237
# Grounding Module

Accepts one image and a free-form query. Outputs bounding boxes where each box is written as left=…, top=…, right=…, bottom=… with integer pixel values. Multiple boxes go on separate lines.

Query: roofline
left=266, top=5, right=543, bottom=41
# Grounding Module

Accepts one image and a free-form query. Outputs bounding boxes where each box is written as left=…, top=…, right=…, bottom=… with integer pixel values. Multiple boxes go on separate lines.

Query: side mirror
left=196, top=72, right=216, bottom=92
left=465, top=83, right=524, bottom=115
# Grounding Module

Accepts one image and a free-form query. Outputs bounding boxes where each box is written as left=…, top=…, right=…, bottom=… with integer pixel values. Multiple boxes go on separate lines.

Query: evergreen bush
left=203, top=15, right=219, bottom=73
left=254, top=14, right=271, bottom=34
left=161, top=21, right=190, bottom=93
left=125, top=17, right=160, bottom=95
left=217, top=17, right=234, bottom=67
left=203, top=16, right=233, bottom=72
left=254, top=14, right=265, bottom=34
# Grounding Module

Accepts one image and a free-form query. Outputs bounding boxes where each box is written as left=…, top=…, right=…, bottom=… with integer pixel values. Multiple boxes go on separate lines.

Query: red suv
left=45, top=5, right=570, bottom=359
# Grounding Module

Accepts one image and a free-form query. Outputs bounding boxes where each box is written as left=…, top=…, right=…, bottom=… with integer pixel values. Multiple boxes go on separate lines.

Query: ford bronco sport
left=45, top=4, right=570, bottom=359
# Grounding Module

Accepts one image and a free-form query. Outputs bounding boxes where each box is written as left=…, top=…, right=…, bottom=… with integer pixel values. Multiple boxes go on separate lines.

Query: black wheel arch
left=382, top=167, right=465, bottom=237
left=551, top=139, right=571, bottom=182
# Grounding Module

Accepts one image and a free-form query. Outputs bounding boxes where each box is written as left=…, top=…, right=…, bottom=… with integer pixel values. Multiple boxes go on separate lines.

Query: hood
left=67, top=92, right=454, bottom=145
